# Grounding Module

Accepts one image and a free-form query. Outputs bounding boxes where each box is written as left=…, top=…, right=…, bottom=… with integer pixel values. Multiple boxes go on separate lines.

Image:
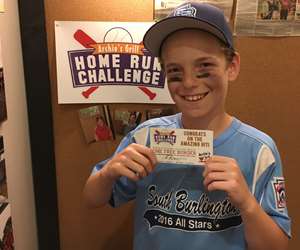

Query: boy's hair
left=143, top=2, right=235, bottom=62
left=220, top=44, right=236, bottom=64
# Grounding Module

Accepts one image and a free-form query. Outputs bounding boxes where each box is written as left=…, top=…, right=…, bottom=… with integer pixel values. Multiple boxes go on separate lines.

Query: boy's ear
left=227, top=52, right=240, bottom=81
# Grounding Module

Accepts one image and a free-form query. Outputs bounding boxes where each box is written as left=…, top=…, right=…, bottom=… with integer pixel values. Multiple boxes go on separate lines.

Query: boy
left=83, top=2, right=291, bottom=250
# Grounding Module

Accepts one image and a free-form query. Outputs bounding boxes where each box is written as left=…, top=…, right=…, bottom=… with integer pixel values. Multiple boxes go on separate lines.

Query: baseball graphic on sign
left=103, top=27, right=133, bottom=43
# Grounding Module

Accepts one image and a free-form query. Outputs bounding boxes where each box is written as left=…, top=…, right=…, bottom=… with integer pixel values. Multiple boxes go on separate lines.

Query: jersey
left=92, top=113, right=291, bottom=250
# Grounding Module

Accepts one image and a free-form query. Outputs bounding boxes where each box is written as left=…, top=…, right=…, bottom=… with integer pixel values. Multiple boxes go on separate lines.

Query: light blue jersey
left=92, top=113, right=291, bottom=250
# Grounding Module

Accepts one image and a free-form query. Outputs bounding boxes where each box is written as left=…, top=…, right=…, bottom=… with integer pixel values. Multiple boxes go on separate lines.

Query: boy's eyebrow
left=164, top=56, right=218, bottom=72
left=165, top=63, right=181, bottom=72
left=194, top=56, right=217, bottom=63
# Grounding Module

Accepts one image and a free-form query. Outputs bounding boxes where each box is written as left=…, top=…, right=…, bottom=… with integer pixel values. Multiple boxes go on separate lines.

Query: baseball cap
left=143, top=1, right=234, bottom=57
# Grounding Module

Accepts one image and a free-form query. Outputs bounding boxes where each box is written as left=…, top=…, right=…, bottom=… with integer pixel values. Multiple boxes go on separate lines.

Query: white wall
left=0, top=0, right=38, bottom=249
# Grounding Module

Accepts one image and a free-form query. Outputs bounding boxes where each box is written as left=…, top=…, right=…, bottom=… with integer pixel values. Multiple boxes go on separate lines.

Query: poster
left=154, top=0, right=234, bottom=21
left=0, top=136, right=14, bottom=249
left=0, top=38, right=7, bottom=123
left=235, top=0, right=300, bottom=36
left=78, top=105, right=115, bottom=144
left=55, top=21, right=173, bottom=104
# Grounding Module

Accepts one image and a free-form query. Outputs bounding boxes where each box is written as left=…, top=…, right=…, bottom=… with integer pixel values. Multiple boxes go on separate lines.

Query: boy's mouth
left=182, top=92, right=209, bottom=102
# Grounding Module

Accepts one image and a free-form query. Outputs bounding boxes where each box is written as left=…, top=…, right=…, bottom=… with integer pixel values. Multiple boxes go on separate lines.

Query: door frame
left=18, top=0, right=60, bottom=249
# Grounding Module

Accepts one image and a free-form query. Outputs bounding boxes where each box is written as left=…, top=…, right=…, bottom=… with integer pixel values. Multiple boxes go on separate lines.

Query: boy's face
left=161, top=29, right=240, bottom=122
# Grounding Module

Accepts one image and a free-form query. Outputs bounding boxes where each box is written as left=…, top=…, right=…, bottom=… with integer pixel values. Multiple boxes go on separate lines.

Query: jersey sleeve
left=91, top=131, right=138, bottom=207
left=252, top=143, right=291, bottom=238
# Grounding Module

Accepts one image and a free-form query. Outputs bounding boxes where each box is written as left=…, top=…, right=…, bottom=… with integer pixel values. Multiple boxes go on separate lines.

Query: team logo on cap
left=272, top=177, right=286, bottom=211
left=174, top=4, right=197, bottom=17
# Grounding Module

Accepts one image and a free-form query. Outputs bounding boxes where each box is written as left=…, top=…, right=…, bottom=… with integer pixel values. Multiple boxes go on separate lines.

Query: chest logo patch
left=144, top=185, right=242, bottom=232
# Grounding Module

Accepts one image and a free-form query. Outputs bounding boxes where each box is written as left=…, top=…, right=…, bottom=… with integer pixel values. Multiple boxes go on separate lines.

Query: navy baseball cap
left=143, top=1, right=234, bottom=57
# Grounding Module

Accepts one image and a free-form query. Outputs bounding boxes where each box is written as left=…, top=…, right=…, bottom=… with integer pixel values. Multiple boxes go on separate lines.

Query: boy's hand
left=202, top=155, right=254, bottom=213
left=102, top=143, right=157, bottom=182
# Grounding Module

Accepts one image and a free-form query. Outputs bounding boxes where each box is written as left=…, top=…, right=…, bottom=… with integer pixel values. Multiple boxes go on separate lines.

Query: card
left=149, top=128, right=213, bottom=165
left=133, top=127, right=148, bottom=146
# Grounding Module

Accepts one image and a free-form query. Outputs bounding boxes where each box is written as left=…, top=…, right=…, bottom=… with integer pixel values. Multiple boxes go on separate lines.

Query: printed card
left=149, top=128, right=213, bottom=165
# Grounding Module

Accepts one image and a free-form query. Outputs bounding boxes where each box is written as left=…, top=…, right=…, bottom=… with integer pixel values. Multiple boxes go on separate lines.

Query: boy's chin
left=181, top=110, right=209, bottom=120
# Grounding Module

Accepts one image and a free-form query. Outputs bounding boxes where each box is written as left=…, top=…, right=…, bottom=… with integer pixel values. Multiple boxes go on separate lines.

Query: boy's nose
left=182, top=73, right=199, bottom=89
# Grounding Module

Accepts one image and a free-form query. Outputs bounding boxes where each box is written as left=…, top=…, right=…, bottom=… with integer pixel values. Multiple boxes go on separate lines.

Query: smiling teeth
left=184, top=93, right=207, bottom=101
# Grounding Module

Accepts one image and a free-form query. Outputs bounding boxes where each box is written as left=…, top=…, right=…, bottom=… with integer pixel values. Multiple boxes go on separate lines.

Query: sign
left=55, top=21, right=173, bottom=104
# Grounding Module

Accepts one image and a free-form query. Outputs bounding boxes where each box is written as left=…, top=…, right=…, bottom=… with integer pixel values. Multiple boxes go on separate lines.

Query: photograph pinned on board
left=0, top=136, right=3, bottom=155
left=0, top=200, right=14, bottom=250
left=145, top=106, right=176, bottom=120
left=296, top=0, right=300, bottom=20
left=0, top=135, right=7, bottom=201
left=113, top=110, right=143, bottom=136
left=0, top=38, right=7, bottom=123
left=256, top=0, right=296, bottom=21
left=235, top=0, right=300, bottom=36
left=78, top=105, right=115, bottom=144
left=0, top=135, right=14, bottom=250
left=0, top=159, right=7, bottom=202
left=154, top=0, right=234, bottom=21
left=0, top=202, right=13, bottom=249
left=0, top=158, right=6, bottom=198
left=0, top=68, right=7, bottom=123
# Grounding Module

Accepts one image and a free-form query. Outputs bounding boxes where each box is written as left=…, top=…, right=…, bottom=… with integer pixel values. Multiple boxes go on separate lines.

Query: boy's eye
left=198, top=62, right=213, bottom=68
left=195, top=62, right=214, bottom=78
left=167, top=75, right=182, bottom=82
left=166, top=67, right=181, bottom=74
left=196, top=72, right=210, bottom=78
left=166, top=67, right=183, bottom=83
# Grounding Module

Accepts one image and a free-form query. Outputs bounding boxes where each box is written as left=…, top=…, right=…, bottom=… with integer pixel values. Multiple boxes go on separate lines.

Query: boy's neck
left=181, top=112, right=233, bottom=138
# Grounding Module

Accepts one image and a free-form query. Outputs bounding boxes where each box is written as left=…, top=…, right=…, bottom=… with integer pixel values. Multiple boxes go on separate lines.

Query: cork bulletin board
left=44, top=1, right=174, bottom=250
left=21, top=0, right=300, bottom=249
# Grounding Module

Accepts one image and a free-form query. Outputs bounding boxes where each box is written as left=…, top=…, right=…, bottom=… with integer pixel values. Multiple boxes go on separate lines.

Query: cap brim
left=143, top=16, right=229, bottom=57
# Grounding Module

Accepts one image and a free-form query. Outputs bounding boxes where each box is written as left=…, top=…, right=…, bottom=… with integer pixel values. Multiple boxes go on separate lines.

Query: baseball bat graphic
left=138, top=86, right=156, bottom=100
left=74, top=29, right=157, bottom=100
left=74, top=29, right=97, bottom=48
left=81, top=86, right=98, bottom=98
